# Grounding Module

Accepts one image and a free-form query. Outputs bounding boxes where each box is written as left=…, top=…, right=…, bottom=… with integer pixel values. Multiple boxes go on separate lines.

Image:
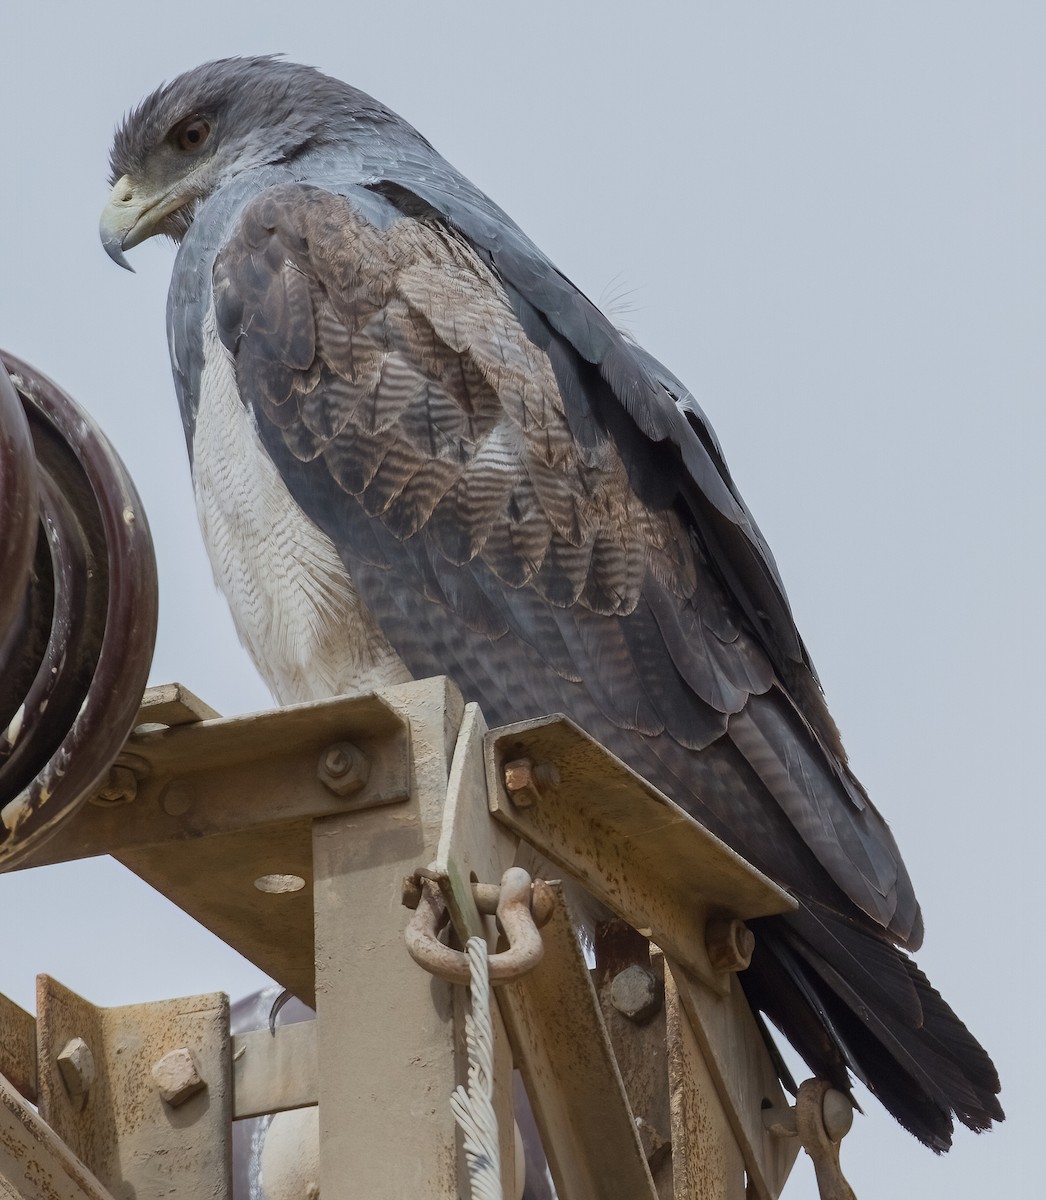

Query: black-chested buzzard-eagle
left=99, top=55, right=1001, bottom=1149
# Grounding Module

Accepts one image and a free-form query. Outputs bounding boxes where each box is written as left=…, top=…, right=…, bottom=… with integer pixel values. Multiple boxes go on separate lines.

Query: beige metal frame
left=0, top=677, right=859, bottom=1200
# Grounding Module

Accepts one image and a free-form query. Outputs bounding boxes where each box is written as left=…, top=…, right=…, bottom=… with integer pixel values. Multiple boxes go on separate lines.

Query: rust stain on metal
left=36, top=977, right=231, bottom=1200
left=406, top=870, right=545, bottom=984
left=502, top=758, right=539, bottom=807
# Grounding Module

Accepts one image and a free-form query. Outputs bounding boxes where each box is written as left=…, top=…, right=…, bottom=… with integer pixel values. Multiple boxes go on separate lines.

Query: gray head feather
left=108, top=55, right=425, bottom=189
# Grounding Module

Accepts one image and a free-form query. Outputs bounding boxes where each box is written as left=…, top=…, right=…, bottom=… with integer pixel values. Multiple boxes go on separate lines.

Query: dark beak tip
left=101, top=235, right=135, bottom=273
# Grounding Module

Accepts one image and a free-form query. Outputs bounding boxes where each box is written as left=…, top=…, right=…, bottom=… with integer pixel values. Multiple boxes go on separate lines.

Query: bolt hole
left=254, top=873, right=306, bottom=894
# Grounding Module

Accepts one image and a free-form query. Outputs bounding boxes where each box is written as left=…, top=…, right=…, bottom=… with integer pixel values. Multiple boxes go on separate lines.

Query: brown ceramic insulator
left=0, top=352, right=158, bottom=868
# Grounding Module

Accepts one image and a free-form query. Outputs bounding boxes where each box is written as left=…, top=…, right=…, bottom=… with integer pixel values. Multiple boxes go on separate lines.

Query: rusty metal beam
left=232, top=1021, right=317, bottom=1120
left=498, top=892, right=659, bottom=1200
left=0, top=992, right=36, bottom=1104
left=20, top=688, right=411, bottom=866
left=36, top=976, right=231, bottom=1200
left=311, top=676, right=472, bottom=1200
left=486, top=715, right=794, bottom=994
left=664, top=965, right=747, bottom=1200
left=0, top=1072, right=117, bottom=1200
left=668, top=963, right=800, bottom=1200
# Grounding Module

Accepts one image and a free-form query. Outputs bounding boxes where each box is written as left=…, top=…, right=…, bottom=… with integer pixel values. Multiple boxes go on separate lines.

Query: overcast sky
left=1, top=3, right=1041, bottom=1196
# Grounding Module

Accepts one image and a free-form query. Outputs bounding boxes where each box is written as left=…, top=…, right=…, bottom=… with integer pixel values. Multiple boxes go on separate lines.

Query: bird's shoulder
left=209, top=177, right=702, bottom=618
left=198, top=172, right=921, bottom=945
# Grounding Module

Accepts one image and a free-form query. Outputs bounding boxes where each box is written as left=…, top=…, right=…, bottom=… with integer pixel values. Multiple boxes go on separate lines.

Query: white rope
left=450, top=936, right=503, bottom=1200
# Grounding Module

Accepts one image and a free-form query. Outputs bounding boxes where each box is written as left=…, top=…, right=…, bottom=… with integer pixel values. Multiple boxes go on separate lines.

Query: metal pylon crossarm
left=1, top=678, right=857, bottom=1200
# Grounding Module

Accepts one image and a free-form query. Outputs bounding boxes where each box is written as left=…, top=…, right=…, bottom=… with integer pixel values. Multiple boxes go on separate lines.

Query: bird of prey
left=100, top=56, right=1001, bottom=1149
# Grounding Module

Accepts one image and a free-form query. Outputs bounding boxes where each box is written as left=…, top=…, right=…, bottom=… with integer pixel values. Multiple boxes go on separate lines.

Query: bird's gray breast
left=190, top=296, right=411, bottom=704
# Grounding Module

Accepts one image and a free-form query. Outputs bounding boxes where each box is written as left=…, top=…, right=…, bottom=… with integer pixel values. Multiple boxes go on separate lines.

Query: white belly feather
left=191, top=301, right=412, bottom=705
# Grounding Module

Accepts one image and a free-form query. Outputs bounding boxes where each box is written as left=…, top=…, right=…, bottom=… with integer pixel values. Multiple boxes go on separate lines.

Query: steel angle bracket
left=419, top=703, right=658, bottom=1200
left=485, top=714, right=795, bottom=994
left=24, top=684, right=413, bottom=866
left=0, top=1071, right=117, bottom=1200
left=35, top=976, right=231, bottom=1200
left=485, top=715, right=803, bottom=1199
left=666, top=963, right=801, bottom=1200
left=14, top=685, right=413, bottom=1005
left=428, top=702, right=520, bottom=943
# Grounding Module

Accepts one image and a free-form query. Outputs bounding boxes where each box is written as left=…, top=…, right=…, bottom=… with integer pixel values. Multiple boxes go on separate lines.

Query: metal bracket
left=36, top=975, right=232, bottom=1200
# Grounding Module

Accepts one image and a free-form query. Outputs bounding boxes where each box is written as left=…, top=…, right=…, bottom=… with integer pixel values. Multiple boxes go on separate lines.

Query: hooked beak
left=99, top=175, right=187, bottom=271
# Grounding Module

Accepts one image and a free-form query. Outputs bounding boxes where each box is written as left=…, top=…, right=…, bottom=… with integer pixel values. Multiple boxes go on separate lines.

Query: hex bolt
left=57, top=1037, right=94, bottom=1102
left=317, top=741, right=370, bottom=797
left=151, top=1047, right=206, bottom=1107
left=705, top=917, right=755, bottom=973
left=609, top=964, right=662, bottom=1022
left=502, top=758, right=558, bottom=808
left=90, top=754, right=150, bottom=807
left=92, top=764, right=138, bottom=806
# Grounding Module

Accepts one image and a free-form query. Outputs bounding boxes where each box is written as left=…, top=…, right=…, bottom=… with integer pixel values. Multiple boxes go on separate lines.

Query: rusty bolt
left=57, top=1037, right=94, bottom=1102
left=609, top=964, right=662, bottom=1022
left=317, top=741, right=370, bottom=797
left=91, top=754, right=150, bottom=807
left=705, top=917, right=755, bottom=973
left=502, top=757, right=557, bottom=808
left=151, top=1047, right=206, bottom=1107
left=92, top=764, right=138, bottom=806
left=401, top=875, right=424, bottom=910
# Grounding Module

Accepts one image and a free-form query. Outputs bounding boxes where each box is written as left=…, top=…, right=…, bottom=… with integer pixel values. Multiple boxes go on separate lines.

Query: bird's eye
left=171, top=117, right=212, bottom=153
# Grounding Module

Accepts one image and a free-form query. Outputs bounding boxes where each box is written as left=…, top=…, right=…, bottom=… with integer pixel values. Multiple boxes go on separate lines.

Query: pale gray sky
left=2, top=3, right=1041, bottom=1196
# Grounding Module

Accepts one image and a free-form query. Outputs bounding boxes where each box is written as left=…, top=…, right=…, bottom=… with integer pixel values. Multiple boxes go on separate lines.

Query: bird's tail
left=741, top=903, right=1003, bottom=1150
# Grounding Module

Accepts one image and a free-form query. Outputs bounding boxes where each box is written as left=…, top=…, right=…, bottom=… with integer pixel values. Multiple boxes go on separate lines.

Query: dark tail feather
left=742, top=905, right=1003, bottom=1151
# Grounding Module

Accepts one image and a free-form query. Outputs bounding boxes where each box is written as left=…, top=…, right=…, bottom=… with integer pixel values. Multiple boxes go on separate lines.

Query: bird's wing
left=203, top=178, right=920, bottom=945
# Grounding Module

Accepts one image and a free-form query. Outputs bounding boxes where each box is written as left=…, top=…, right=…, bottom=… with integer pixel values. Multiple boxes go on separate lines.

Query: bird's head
left=99, top=55, right=400, bottom=270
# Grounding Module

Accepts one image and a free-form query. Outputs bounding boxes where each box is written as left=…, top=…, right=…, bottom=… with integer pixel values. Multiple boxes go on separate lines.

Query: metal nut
left=91, top=764, right=138, bottom=806
left=609, top=964, right=662, bottom=1022
left=90, top=754, right=150, bottom=807
left=151, top=1047, right=206, bottom=1107
left=502, top=758, right=558, bottom=808
left=705, top=917, right=755, bottom=973
left=56, top=1037, right=94, bottom=1101
left=317, top=741, right=370, bottom=797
